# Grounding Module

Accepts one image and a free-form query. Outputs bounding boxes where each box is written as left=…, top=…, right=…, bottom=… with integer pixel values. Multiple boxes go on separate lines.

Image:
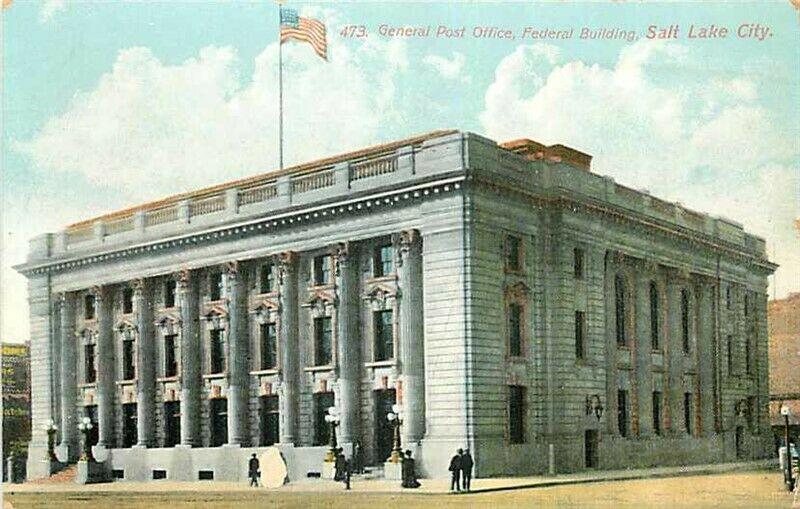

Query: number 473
left=340, top=25, right=367, bottom=38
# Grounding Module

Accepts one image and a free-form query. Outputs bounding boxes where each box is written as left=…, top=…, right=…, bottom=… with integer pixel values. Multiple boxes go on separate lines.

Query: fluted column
left=225, top=262, right=249, bottom=445
left=135, top=279, right=156, bottom=447
left=634, top=270, right=652, bottom=436
left=178, top=270, right=201, bottom=446
left=58, top=292, right=78, bottom=459
left=697, top=281, right=715, bottom=436
left=95, top=286, right=115, bottom=448
left=278, top=252, right=299, bottom=444
left=398, top=230, right=425, bottom=444
left=334, top=242, right=360, bottom=444
left=666, top=277, right=685, bottom=434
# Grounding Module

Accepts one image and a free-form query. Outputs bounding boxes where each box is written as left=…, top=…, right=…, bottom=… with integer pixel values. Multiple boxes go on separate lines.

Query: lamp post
left=386, top=404, right=404, bottom=463
left=78, top=417, right=95, bottom=462
left=781, top=404, right=793, bottom=491
left=324, top=406, right=340, bottom=462
left=44, top=420, right=58, bottom=462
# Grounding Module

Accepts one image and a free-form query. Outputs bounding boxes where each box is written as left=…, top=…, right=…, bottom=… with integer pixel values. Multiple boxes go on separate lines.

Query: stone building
left=768, top=293, right=800, bottom=449
left=15, top=130, right=776, bottom=481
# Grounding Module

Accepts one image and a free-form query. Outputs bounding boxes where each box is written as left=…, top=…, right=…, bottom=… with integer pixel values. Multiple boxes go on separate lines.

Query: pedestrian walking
left=353, top=440, right=364, bottom=474
left=248, top=453, right=260, bottom=487
left=448, top=448, right=462, bottom=492
left=334, top=447, right=346, bottom=481
left=343, top=456, right=352, bottom=490
left=460, top=448, right=473, bottom=492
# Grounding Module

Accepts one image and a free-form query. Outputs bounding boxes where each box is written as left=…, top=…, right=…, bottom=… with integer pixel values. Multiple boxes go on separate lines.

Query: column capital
left=225, top=260, right=240, bottom=278
left=394, top=229, right=420, bottom=267
left=131, top=278, right=146, bottom=297
left=176, top=269, right=192, bottom=290
left=332, top=241, right=354, bottom=277
left=90, top=285, right=106, bottom=301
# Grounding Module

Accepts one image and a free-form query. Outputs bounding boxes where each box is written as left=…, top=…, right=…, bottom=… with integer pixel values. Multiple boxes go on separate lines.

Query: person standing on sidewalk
left=460, top=449, right=473, bottom=492
left=449, top=448, right=463, bottom=492
left=248, top=453, right=260, bottom=487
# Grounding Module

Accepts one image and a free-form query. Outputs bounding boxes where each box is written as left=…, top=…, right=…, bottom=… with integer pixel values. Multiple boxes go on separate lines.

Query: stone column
left=634, top=270, right=652, bottom=436
left=134, top=279, right=156, bottom=447
left=666, top=277, right=685, bottom=434
left=58, top=292, right=78, bottom=460
left=278, top=252, right=299, bottom=444
left=95, top=286, right=115, bottom=449
left=398, top=230, right=425, bottom=444
left=334, top=242, right=360, bottom=445
left=696, top=281, right=716, bottom=436
left=178, top=270, right=201, bottom=446
left=225, top=262, right=249, bottom=445
left=603, top=253, right=619, bottom=435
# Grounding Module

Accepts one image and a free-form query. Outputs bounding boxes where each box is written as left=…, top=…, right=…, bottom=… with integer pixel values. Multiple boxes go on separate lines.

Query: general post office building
left=16, top=130, right=776, bottom=481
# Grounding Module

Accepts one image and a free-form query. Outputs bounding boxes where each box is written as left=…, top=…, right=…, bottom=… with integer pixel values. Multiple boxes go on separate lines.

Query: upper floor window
left=508, top=385, right=526, bottom=444
left=508, top=303, right=523, bottom=357
left=374, top=310, right=394, bottom=361
left=650, top=282, right=660, bottom=350
left=209, top=272, right=224, bottom=301
left=575, top=310, right=586, bottom=359
left=260, top=322, right=278, bottom=370
left=726, top=285, right=733, bottom=310
left=313, top=255, right=331, bottom=286
left=84, top=294, right=96, bottom=320
left=373, top=244, right=394, bottom=278
left=209, top=329, right=225, bottom=374
left=726, top=334, right=734, bottom=375
left=122, top=288, right=134, bottom=314
left=260, top=261, right=276, bottom=294
left=164, top=280, right=177, bottom=309
left=681, top=289, right=690, bottom=354
left=505, top=234, right=523, bottom=272
left=84, top=343, right=97, bottom=383
left=573, top=248, right=585, bottom=279
left=314, top=316, right=333, bottom=366
left=122, top=336, right=135, bottom=380
left=614, top=275, right=627, bottom=347
left=164, top=333, right=178, bottom=378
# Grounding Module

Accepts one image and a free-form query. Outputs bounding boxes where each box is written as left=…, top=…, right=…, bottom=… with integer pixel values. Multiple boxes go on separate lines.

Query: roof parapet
left=500, top=138, right=592, bottom=171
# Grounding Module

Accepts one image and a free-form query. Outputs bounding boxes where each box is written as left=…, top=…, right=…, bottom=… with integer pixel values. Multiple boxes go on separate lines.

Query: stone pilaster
left=603, top=253, right=618, bottom=435
left=58, top=292, right=78, bottom=460
left=696, top=281, right=716, bottom=436
left=334, top=242, right=360, bottom=444
left=225, top=262, right=249, bottom=445
left=95, top=286, right=115, bottom=449
left=634, top=270, right=652, bottom=436
left=178, top=270, right=201, bottom=446
left=397, top=230, right=425, bottom=444
left=666, top=276, right=686, bottom=435
left=278, top=252, right=299, bottom=444
left=134, top=279, right=156, bottom=447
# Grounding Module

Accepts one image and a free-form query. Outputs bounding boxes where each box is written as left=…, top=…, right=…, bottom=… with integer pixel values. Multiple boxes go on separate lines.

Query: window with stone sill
left=652, top=391, right=663, bottom=436
left=373, top=309, right=394, bottom=361
left=164, top=280, right=177, bottom=309
left=507, top=302, right=524, bottom=357
left=209, top=272, right=224, bottom=301
left=575, top=310, right=586, bottom=360
left=650, top=282, right=661, bottom=350
left=84, top=294, right=96, bottom=320
left=209, top=328, right=226, bottom=374
left=122, top=336, right=136, bottom=380
left=84, top=343, right=97, bottom=383
left=683, top=392, right=693, bottom=435
left=164, top=333, right=178, bottom=378
left=260, top=322, right=278, bottom=370
left=507, top=385, right=526, bottom=444
left=504, top=234, right=524, bottom=272
left=681, top=289, right=691, bottom=354
left=373, top=244, right=394, bottom=278
left=259, top=261, right=277, bottom=294
left=314, top=316, right=333, bottom=366
left=614, top=274, right=628, bottom=347
left=313, top=255, right=332, bottom=286
left=617, top=389, right=629, bottom=437
left=163, top=401, right=181, bottom=447
left=122, top=288, right=134, bottom=315
left=574, top=247, right=585, bottom=279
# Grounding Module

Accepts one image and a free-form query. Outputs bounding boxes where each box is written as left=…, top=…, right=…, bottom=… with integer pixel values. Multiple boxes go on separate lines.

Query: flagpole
left=278, top=4, right=284, bottom=171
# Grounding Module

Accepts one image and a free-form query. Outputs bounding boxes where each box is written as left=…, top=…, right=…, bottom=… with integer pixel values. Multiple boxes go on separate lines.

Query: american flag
left=280, top=8, right=327, bottom=61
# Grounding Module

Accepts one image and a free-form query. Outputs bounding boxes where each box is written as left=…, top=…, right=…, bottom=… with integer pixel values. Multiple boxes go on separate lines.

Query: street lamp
left=386, top=403, right=404, bottom=463
left=781, top=404, right=794, bottom=491
left=324, top=406, right=340, bottom=462
left=78, top=417, right=95, bottom=462
left=44, top=420, right=58, bottom=462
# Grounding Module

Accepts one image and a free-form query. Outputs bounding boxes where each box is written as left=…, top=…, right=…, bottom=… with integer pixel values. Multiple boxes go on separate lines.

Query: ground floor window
left=652, top=391, right=662, bottom=436
left=209, top=398, right=228, bottom=447
left=683, top=392, right=693, bottom=435
left=508, top=385, right=526, bottom=444
left=164, top=401, right=181, bottom=447
left=259, top=395, right=279, bottom=446
left=617, top=390, right=629, bottom=437
left=122, top=403, right=137, bottom=448
left=313, top=392, right=334, bottom=446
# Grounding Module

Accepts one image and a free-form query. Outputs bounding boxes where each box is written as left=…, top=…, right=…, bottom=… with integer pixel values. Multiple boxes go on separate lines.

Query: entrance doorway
left=584, top=429, right=599, bottom=468
left=374, top=389, right=396, bottom=464
left=210, top=398, right=228, bottom=447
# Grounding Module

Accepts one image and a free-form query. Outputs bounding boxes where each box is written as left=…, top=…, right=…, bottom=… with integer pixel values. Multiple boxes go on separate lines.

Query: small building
left=14, top=131, right=776, bottom=481
left=768, top=293, right=800, bottom=450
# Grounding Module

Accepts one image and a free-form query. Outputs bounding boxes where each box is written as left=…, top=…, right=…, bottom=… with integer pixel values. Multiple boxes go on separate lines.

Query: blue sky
left=3, top=1, right=799, bottom=341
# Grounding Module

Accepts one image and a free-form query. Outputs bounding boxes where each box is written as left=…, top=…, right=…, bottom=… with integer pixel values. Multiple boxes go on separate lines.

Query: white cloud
left=480, top=40, right=799, bottom=299
left=423, top=51, right=469, bottom=83
left=39, top=0, right=66, bottom=23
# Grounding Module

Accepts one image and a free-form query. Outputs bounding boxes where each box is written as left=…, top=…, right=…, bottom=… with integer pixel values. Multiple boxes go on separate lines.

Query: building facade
left=16, top=131, right=776, bottom=481
left=768, top=293, right=800, bottom=450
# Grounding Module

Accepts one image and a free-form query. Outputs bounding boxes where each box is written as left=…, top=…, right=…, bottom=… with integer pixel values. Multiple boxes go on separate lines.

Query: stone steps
left=31, top=464, right=77, bottom=484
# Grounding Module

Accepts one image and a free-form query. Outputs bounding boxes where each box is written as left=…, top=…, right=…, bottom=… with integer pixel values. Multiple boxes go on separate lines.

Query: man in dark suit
left=248, top=453, right=260, bottom=487
left=460, top=448, right=474, bottom=492
left=401, top=450, right=421, bottom=488
left=448, top=448, right=462, bottom=492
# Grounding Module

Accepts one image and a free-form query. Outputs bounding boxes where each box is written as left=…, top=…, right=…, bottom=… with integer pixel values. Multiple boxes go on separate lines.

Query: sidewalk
left=4, top=459, right=776, bottom=495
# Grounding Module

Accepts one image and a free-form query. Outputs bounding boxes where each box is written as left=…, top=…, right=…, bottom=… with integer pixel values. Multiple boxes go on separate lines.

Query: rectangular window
left=683, top=392, right=693, bottom=435
left=374, top=244, right=394, bottom=277
left=726, top=286, right=732, bottom=310
left=727, top=334, right=734, bottom=375
left=313, top=256, right=331, bottom=286
left=745, top=335, right=753, bottom=375
left=617, top=390, right=629, bottom=437
left=508, top=385, right=526, bottom=444
left=615, top=275, right=627, bottom=346
left=575, top=310, right=586, bottom=359
left=163, top=401, right=181, bottom=447
left=508, top=303, right=523, bottom=357
left=259, top=395, right=280, bottom=446
left=122, top=288, right=134, bottom=314
left=314, top=317, right=332, bottom=366
left=122, top=403, right=137, bottom=448
left=681, top=289, right=690, bottom=354
left=164, top=280, right=177, bottom=308
left=164, top=334, right=178, bottom=378
left=209, top=272, right=223, bottom=301
left=85, top=344, right=96, bottom=383
left=209, top=398, right=228, bottom=447
left=85, top=294, right=96, bottom=320
left=122, top=338, right=135, bottom=380
left=210, top=329, right=225, bottom=374
left=505, top=235, right=522, bottom=271
left=652, top=391, right=662, bottom=436
left=260, top=322, right=277, bottom=370
left=313, top=392, right=335, bottom=446
left=650, top=282, right=660, bottom=350
left=573, top=248, right=585, bottom=279
left=374, top=310, right=394, bottom=361
left=259, top=262, right=276, bottom=294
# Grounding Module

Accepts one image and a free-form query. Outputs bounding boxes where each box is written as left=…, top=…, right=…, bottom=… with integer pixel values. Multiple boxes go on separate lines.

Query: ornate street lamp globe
left=387, top=412, right=396, bottom=422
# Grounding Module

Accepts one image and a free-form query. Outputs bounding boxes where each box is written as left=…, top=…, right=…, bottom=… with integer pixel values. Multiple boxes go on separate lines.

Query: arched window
left=650, top=282, right=660, bottom=350
left=615, top=274, right=627, bottom=346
